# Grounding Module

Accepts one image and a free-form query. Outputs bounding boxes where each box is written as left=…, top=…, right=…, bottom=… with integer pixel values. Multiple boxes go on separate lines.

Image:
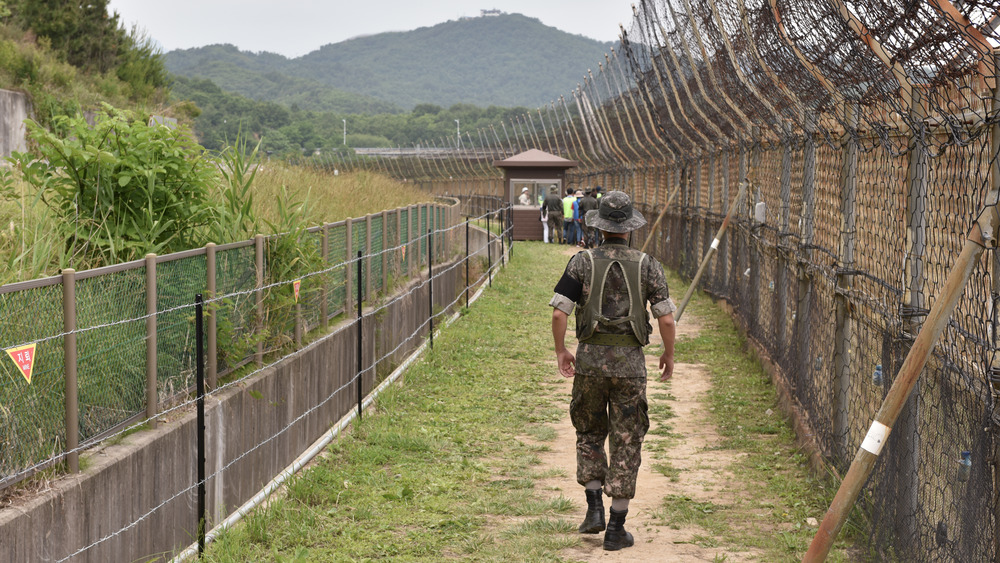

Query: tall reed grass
left=0, top=162, right=432, bottom=285
left=251, top=163, right=432, bottom=226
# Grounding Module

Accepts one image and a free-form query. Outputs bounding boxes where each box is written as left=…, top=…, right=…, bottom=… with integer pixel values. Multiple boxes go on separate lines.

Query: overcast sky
left=108, top=1, right=636, bottom=58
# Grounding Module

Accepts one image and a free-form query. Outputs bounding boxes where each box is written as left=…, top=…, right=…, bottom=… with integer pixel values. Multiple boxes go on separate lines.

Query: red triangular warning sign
left=6, top=343, right=37, bottom=384
left=293, top=280, right=301, bottom=302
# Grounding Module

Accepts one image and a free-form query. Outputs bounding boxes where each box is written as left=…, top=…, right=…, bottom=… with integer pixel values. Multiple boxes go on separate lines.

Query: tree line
left=170, top=75, right=535, bottom=156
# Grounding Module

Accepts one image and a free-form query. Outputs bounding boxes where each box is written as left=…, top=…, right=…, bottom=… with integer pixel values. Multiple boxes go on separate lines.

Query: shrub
left=9, top=103, right=220, bottom=265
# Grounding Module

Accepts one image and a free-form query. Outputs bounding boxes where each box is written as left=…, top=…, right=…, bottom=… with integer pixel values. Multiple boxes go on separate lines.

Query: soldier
left=543, top=187, right=565, bottom=244
left=549, top=190, right=676, bottom=551
left=577, top=189, right=600, bottom=248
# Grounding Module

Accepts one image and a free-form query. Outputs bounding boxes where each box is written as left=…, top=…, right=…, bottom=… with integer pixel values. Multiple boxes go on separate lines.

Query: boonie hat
left=574, top=190, right=583, bottom=197
left=585, top=190, right=646, bottom=233
left=522, top=187, right=529, bottom=192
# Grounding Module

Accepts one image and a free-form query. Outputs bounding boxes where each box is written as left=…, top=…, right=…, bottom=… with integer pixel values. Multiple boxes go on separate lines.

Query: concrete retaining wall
left=0, top=89, right=28, bottom=157
left=0, top=223, right=497, bottom=562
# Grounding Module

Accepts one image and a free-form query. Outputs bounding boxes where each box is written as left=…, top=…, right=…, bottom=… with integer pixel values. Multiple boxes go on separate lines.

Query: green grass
left=202, top=242, right=861, bottom=562
left=204, top=240, right=579, bottom=562
left=656, top=269, right=859, bottom=561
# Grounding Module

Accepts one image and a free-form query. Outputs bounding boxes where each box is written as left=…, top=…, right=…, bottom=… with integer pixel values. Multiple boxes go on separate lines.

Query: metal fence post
left=894, top=87, right=928, bottom=541
left=795, top=112, right=818, bottom=407
left=834, top=103, right=859, bottom=458
left=707, top=152, right=716, bottom=286
left=747, top=129, right=760, bottom=332
left=63, top=268, right=78, bottom=473
left=206, top=243, right=217, bottom=390
left=356, top=250, right=363, bottom=419
left=465, top=219, right=470, bottom=309
left=720, top=149, right=731, bottom=292
left=777, top=123, right=793, bottom=357
left=194, top=293, right=206, bottom=556
left=487, top=212, right=493, bottom=287
left=145, top=254, right=157, bottom=429
left=991, top=55, right=1000, bottom=563
left=428, top=229, right=434, bottom=350
left=254, top=234, right=264, bottom=367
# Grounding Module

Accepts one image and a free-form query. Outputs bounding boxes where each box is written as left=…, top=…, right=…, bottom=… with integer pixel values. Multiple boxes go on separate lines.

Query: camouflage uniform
left=550, top=239, right=675, bottom=499
left=577, top=194, right=600, bottom=247
left=543, top=193, right=565, bottom=244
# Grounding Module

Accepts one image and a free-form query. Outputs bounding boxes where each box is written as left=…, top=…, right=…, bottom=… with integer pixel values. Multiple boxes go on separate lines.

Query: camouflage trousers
left=570, top=374, right=649, bottom=499
left=547, top=213, right=564, bottom=243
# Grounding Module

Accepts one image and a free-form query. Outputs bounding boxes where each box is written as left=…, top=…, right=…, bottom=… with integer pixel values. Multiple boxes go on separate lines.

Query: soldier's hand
left=557, top=349, right=576, bottom=378
left=658, top=352, right=674, bottom=382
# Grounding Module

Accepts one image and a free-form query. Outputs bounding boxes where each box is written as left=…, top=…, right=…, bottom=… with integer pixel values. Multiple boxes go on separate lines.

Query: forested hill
left=164, top=13, right=615, bottom=111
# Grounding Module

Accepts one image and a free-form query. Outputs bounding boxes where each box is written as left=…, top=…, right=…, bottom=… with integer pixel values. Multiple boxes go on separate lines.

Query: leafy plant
left=9, top=103, right=220, bottom=266
left=213, top=128, right=261, bottom=241
left=261, top=186, right=322, bottom=349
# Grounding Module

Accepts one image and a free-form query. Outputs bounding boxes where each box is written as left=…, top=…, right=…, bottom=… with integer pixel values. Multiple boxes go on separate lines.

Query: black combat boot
left=578, top=488, right=606, bottom=533
left=603, top=508, right=634, bottom=551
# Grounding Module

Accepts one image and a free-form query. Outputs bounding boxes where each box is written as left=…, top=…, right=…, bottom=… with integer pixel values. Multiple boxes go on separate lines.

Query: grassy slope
left=204, top=242, right=858, bottom=561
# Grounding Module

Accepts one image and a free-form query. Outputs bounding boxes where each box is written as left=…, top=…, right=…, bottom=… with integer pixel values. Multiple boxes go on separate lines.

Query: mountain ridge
left=165, top=13, right=615, bottom=112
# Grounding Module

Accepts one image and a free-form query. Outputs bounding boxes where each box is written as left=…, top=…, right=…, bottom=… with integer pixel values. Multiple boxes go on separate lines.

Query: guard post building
left=493, top=149, right=578, bottom=241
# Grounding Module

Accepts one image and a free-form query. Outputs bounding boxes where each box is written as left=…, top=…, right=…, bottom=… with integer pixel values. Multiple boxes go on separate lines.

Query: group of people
left=536, top=186, right=604, bottom=248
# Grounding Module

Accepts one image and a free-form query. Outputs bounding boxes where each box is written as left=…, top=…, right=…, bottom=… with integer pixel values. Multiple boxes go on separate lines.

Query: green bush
left=9, top=103, right=220, bottom=265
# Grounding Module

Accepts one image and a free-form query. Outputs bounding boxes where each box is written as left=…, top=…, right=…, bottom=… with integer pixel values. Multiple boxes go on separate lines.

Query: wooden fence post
left=254, top=234, right=264, bottom=367
left=145, top=254, right=157, bottom=429
left=381, top=210, right=389, bottom=295
left=62, top=268, right=78, bottom=473
left=321, top=224, right=329, bottom=330
left=395, top=209, right=403, bottom=283
left=345, top=219, right=353, bottom=315
left=365, top=214, right=373, bottom=302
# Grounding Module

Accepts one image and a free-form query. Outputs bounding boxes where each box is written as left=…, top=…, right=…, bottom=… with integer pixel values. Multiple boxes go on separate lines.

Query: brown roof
left=493, top=149, right=578, bottom=169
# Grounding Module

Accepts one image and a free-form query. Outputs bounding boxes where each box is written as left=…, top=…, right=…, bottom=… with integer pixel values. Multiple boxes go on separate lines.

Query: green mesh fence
left=386, top=211, right=400, bottom=289
left=371, top=214, right=384, bottom=294
left=0, top=204, right=453, bottom=488
left=327, top=223, right=347, bottom=318
left=156, top=254, right=206, bottom=403
left=419, top=207, right=428, bottom=265
left=215, top=244, right=257, bottom=375
left=0, top=281, right=66, bottom=485
left=75, top=267, right=147, bottom=443
left=400, top=209, right=411, bottom=273
left=301, top=230, right=325, bottom=330
left=351, top=218, right=368, bottom=304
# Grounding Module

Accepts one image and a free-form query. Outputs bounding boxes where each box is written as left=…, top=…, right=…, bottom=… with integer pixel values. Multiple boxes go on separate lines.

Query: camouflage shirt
left=550, top=238, right=675, bottom=378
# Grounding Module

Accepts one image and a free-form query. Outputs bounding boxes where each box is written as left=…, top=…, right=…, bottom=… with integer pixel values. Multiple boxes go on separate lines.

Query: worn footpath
left=526, top=246, right=761, bottom=562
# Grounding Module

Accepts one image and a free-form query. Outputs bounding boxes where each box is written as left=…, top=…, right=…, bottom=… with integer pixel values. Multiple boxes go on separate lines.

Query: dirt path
left=531, top=251, right=761, bottom=560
